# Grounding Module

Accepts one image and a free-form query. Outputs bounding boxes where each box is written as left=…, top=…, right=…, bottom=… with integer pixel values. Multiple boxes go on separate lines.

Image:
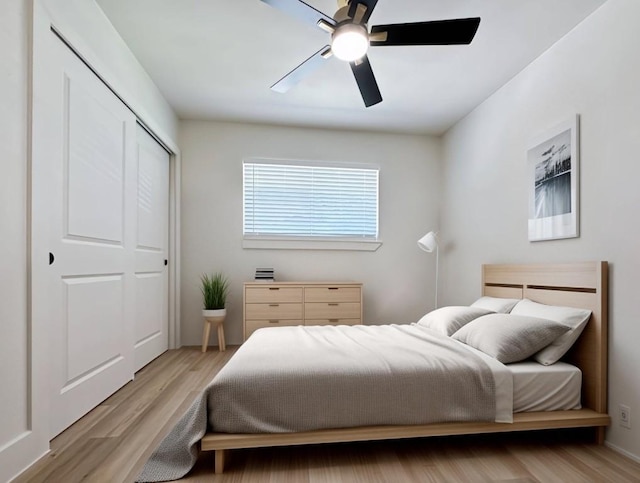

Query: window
left=243, top=159, right=379, bottom=247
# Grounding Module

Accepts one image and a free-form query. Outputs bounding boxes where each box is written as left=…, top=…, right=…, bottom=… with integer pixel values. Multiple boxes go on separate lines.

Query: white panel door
left=48, top=38, right=137, bottom=437
left=134, top=125, right=169, bottom=371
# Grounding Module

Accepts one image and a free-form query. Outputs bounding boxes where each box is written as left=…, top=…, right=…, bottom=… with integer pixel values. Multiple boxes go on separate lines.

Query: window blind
left=243, top=160, right=379, bottom=239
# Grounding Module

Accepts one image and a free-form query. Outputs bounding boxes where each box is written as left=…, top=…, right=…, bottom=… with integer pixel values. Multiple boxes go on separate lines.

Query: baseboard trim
left=605, top=441, right=640, bottom=465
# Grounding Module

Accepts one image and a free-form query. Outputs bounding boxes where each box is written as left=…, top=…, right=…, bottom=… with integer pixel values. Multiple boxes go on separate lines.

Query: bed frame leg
left=214, top=449, right=227, bottom=474
left=595, top=427, right=605, bottom=445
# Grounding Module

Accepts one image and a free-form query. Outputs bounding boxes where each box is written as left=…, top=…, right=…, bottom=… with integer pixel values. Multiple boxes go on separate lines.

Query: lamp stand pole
left=434, top=244, right=439, bottom=309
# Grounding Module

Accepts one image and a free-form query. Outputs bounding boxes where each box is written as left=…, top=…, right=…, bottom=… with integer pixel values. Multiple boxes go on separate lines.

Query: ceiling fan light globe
left=331, top=25, right=369, bottom=62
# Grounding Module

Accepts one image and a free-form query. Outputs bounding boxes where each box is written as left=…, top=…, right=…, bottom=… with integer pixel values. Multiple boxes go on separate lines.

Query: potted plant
left=201, top=272, right=229, bottom=313
left=201, top=272, right=230, bottom=352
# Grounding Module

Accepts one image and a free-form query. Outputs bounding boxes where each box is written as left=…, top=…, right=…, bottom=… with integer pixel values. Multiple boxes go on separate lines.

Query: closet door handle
left=49, top=252, right=55, bottom=265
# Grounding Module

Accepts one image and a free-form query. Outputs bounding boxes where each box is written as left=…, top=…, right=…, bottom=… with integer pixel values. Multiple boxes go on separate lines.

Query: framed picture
left=527, top=115, right=580, bottom=241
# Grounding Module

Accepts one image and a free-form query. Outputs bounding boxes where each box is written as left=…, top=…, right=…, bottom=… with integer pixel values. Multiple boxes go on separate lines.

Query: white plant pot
left=202, top=308, right=226, bottom=318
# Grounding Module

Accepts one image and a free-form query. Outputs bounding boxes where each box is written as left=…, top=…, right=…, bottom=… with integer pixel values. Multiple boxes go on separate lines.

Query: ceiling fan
left=261, top=0, right=481, bottom=108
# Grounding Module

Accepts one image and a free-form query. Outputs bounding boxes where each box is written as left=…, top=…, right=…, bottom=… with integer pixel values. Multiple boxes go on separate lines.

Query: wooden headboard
left=482, top=262, right=608, bottom=414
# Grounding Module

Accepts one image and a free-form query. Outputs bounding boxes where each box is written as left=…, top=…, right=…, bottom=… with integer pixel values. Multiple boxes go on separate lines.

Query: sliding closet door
left=134, top=125, right=169, bottom=371
left=48, top=37, right=137, bottom=438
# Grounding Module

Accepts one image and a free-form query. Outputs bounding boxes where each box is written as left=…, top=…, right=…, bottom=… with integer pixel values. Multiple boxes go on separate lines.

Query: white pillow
left=511, top=299, right=592, bottom=365
left=416, top=306, right=494, bottom=336
left=452, top=313, right=570, bottom=364
left=471, top=296, right=520, bottom=314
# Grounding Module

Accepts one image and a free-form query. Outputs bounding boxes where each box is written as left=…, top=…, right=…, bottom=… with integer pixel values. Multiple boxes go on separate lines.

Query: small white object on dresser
left=243, top=281, right=363, bottom=340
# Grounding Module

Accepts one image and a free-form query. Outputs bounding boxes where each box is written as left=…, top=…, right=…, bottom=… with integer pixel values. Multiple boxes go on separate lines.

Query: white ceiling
left=96, top=0, right=607, bottom=135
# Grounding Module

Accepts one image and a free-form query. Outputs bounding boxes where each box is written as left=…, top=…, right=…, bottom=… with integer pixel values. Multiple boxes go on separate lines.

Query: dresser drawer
left=305, top=318, right=361, bottom=327
left=304, top=302, right=361, bottom=320
left=305, top=286, right=361, bottom=303
left=245, top=303, right=303, bottom=320
left=243, top=281, right=363, bottom=342
left=245, top=287, right=303, bottom=303
left=245, top=319, right=303, bottom=338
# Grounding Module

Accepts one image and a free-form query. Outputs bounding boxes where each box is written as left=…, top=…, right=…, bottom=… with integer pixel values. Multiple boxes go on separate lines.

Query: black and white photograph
left=527, top=115, right=579, bottom=241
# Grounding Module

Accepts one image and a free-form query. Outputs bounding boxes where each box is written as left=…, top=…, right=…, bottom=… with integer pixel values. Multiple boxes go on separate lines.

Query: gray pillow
left=471, top=296, right=520, bottom=314
left=511, top=299, right=592, bottom=365
left=452, top=313, right=571, bottom=364
left=416, top=306, right=494, bottom=336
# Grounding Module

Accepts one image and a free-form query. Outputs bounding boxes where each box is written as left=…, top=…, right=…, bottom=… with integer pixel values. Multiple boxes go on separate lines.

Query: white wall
left=0, top=0, right=31, bottom=471
left=441, top=0, right=640, bottom=461
left=0, top=1, right=178, bottom=481
left=180, top=121, right=441, bottom=346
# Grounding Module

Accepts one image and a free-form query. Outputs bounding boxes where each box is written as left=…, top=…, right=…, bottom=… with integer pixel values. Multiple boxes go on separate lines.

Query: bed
left=139, top=262, right=609, bottom=480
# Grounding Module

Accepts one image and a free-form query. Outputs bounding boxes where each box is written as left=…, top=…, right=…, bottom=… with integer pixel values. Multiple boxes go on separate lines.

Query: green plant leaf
left=201, top=272, right=229, bottom=310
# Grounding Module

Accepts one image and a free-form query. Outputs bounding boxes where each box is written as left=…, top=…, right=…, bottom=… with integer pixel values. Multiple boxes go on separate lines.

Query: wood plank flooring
left=14, top=347, right=640, bottom=483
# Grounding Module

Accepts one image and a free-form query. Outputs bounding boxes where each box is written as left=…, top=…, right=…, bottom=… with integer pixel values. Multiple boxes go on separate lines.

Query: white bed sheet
left=509, top=361, right=582, bottom=412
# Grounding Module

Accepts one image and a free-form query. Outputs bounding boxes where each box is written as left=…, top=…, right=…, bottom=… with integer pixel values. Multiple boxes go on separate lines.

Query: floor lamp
left=417, top=231, right=439, bottom=309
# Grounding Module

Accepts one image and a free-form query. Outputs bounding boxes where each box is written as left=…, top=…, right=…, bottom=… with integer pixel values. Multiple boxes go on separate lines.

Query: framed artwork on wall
left=527, top=115, right=580, bottom=241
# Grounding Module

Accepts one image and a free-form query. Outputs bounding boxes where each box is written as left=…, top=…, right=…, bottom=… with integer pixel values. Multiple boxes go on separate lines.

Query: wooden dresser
left=243, top=281, right=363, bottom=340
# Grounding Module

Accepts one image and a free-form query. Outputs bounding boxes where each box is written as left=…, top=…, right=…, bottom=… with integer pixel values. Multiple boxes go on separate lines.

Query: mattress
left=510, top=361, right=582, bottom=412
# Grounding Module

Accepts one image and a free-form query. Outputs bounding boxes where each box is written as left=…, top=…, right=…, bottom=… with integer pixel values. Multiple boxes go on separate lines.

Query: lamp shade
left=417, top=231, right=438, bottom=253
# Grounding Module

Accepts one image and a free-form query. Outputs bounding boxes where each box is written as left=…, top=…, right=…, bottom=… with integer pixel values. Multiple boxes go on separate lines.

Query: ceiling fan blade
left=271, top=45, right=332, bottom=93
left=370, top=17, right=481, bottom=46
left=348, top=0, right=378, bottom=24
left=260, top=0, right=336, bottom=32
left=350, top=55, right=382, bottom=108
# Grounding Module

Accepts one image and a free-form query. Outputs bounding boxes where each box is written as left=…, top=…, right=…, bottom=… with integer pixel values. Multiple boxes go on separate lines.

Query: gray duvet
left=211, top=324, right=497, bottom=432
left=137, top=324, right=502, bottom=481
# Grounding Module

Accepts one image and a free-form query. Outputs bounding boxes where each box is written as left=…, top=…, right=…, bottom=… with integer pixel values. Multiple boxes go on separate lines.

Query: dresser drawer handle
left=329, top=319, right=339, bottom=323
left=269, top=304, right=280, bottom=307
left=328, top=303, right=339, bottom=306
left=268, top=287, right=280, bottom=291
left=328, top=287, right=339, bottom=290
left=268, top=320, right=279, bottom=324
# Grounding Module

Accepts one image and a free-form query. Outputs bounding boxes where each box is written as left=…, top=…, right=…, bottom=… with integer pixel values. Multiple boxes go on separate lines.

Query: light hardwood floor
left=15, top=347, right=640, bottom=483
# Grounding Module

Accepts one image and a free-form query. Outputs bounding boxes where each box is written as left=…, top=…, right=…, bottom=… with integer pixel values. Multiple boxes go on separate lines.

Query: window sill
left=242, top=237, right=382, bottom=252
